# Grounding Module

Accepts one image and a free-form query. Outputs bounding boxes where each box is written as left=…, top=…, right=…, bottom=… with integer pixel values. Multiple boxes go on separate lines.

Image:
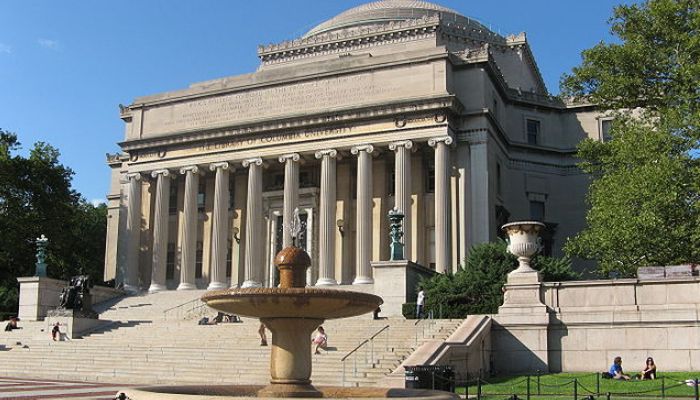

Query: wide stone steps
left=6, top=292, right=462, bottom=387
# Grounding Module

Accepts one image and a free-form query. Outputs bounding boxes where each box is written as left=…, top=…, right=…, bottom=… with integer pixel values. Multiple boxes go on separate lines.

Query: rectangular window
left=600, top=119, right=613, bottom=142
left=195, top=241, right=203, bottom=279
left=228, top=176, right=235, bottom=211
left=428, top=228, right=436, bottom=270
left=496, top=163, right=502, bottom=197
left=526, top=119, right=540, bottom=145
left=530, top=201, right=545, bottom=222
left=169, top=181, right=178, bottom=215
left=166, top=243, right=176, bottom=280
left=197, top=182, right=206, bottom=213
left=425, top=165, right=435, bottom=193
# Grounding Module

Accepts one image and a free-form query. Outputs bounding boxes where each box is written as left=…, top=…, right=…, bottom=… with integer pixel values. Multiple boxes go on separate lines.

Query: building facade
left=105, top=0, right=605, bottom=292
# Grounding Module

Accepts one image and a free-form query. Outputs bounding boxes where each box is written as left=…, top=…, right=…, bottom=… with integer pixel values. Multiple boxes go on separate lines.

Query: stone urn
left=501, top=221, right=545, bottom=274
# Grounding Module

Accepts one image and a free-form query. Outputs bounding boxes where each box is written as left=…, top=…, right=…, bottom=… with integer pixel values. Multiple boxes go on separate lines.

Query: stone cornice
left=119, top=94, right=463, bottom=152
left=258, top=16, right=441, bottom=65
left=257, top=16, right=507, bottom=66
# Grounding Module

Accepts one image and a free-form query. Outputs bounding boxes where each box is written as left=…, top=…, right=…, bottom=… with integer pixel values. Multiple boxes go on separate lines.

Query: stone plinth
left=45, top=309, right=105, bottom=339
left=493, top=270, right=550, bottom=374
left=17, top=277, right=65, bottom=321
left=372, top=260, right=435, bottom=317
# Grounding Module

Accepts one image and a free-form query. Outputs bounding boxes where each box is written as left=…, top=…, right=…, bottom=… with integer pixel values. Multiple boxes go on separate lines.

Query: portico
left=114, top=126, right=459, bottom=291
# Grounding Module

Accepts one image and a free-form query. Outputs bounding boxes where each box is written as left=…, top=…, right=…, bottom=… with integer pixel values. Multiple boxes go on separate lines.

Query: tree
left=419, top=241, right=579, bottom=318
left=0, top=129, right=107, bottom=317
left=560, top=0, right=700, bottom=275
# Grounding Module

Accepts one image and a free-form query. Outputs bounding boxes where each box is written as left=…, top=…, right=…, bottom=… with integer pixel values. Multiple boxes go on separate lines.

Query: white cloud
left=37, top=38, right=60, bottom=50
left=90, top=199, right=106, bottom=207
left=0, top=43, right=11, bottom=54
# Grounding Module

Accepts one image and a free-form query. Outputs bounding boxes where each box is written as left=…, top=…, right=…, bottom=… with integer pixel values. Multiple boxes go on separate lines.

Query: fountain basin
left=124, top=385, right=460, bottom=400
left=201, top=288, right=382, bottom=319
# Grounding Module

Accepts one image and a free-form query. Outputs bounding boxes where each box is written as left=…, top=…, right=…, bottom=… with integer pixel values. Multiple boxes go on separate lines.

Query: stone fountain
left=123, top=245, right=458, bottom=400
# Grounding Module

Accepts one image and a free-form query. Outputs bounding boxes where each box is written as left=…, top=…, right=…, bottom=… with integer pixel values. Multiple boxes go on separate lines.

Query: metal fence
left=446, top=374, right=700, bottom=400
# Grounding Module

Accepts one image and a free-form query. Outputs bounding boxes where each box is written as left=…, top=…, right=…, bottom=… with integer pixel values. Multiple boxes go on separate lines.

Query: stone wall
left=492, top=276, right=700, bottom=374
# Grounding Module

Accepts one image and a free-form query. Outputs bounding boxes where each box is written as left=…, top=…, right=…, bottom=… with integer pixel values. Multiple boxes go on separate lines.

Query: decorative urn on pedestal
left=499, top=221, right=547, bottom=313
left=502, top=221, right=546, bottom=276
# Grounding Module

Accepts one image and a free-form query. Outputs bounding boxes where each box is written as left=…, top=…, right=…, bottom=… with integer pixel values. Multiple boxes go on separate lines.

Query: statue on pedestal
left=389, top=208, right=405, bottom=261
left=34, top=234, right=48, bottom=277
left=54, top=275, right=97, bottom=318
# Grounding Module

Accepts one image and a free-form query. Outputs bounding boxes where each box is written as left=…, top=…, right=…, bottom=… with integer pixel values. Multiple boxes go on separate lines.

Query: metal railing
left=414, top=314, right=438, bottom=345
left=162, top=297, right=209, bottom=320
left=341, top=325, right=390, bottom=387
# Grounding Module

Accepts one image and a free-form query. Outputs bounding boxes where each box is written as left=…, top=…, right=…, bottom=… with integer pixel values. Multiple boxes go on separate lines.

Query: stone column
left=429, top=136, right=453, bottom=273
left=178, top=166, right=200, bottom=290
left=242, top=158, right=264, bottom=288
left=315, top=149, right=338, bottom=286
left=148, top=169, right=172, bottom=293
left=279, top=153, right=300, bottom=248
left=351, top=145, right=374, bottom=284
left=124, top=172, right=142, bottom=293
left=389, top=140, right=413, bottom=260
left=208, top=162, right=231, bottom=290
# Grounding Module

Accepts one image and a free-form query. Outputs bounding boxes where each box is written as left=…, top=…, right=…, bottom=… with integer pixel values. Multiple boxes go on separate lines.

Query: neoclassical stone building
left=105, top=0, right=605, bottom=293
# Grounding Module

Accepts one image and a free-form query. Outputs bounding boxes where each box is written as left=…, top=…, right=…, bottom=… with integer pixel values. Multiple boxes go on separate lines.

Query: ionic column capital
left=150, top=169, right=172, bottom=179
left=179, top=165, right=201, bottom=175
left=315, top=149, right=338, bottom=159
left=209, top=162, right=231, bottom=172
left=428, top=136, right=454, bottom=148
left=350, top=144, right=374, bottom=155
left=242, top=157, right=264, bottom=168
left=389, top=140, right=414, bottom=151
left=278, top=153, right=301, bottom=163
left=126, top=172, right=142, bottom=181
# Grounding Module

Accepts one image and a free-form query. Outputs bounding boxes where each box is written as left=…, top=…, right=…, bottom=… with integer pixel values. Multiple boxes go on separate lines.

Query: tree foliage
left=419, top=241, right=579, bottom=318
left=560, top=0, right=700, bottom=275
left=0, top=129, right=107, bottom=317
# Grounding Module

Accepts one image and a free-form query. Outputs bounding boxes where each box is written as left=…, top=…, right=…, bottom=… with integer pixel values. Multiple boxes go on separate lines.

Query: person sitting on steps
left=312, top=326, right=327, bottom=355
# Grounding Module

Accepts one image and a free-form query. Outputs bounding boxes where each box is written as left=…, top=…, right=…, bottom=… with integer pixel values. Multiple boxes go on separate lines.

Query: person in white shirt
left=416, top=289, right=425, bottom=319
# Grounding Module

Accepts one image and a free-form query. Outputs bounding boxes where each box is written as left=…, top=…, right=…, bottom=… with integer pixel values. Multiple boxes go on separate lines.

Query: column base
left=148, top=283, right=167, bottom=294
left=315, top=278, right=337, bottom=286
left=177, top=282, right=197, bottom=290
left=353, top=276, right=374, bottom=285
left=241, top=280, right=262, bottom=288
left=207, top=281, right=228, bottom=291
left=123, top=284, right=140, bottom=294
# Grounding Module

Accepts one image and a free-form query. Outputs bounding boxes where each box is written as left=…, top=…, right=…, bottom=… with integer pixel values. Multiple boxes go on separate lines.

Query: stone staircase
left=1, top=291, right=462, bottom=387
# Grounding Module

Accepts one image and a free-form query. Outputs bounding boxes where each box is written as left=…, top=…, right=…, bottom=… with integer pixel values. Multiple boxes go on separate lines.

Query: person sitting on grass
left=609, top=356, right=631, bottom=380
left=640, top=357, right=657, bottom=380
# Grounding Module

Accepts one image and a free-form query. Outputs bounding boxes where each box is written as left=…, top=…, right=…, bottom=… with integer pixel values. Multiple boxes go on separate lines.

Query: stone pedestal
left=45, top=309, right=105, bottom=339
left=372, top=260, right=435, bottom=317
left=17, top=276, right=65, bottom=321
left=493, top=270, right=551, bottom=374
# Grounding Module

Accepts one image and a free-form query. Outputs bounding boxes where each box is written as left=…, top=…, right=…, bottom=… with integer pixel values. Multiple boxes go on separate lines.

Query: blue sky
left=0, top=1, right=635, bottom=203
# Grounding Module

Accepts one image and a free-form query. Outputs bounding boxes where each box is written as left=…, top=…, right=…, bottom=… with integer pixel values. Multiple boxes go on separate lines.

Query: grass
left=456, top=372, right=700, bottom=399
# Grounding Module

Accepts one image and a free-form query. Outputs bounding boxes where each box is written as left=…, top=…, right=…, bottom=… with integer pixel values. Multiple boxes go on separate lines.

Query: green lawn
left=457, top=372, right=700, bottom=399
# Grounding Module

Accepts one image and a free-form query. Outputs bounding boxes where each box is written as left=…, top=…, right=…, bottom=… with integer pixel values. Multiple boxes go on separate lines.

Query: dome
left=304, top=0, right=490, bottom=38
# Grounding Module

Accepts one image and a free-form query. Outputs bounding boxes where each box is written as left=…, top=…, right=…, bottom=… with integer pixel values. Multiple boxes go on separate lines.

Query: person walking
left=258, top=322, right=268, bottom=346
left=416, top=289, right=425, bottom=319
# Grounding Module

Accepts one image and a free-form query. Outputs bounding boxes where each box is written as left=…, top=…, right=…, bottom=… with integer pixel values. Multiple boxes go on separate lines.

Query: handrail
left=163, top=297, right=201, bottom=315
left=341, top=339, right=370, bottom=362
left=341, top=325, right=389, bottom=362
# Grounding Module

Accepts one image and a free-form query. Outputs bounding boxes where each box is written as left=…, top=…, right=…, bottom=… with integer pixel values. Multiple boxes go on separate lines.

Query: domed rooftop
left=304, top=0, right=491, bottom=38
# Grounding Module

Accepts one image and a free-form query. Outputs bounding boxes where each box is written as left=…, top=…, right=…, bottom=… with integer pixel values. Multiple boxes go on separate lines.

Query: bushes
left=418, top=240, right=579, bottom=318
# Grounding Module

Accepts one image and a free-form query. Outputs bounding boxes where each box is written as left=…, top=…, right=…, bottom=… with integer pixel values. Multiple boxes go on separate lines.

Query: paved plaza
left=0, top=377, right=124, bottom=399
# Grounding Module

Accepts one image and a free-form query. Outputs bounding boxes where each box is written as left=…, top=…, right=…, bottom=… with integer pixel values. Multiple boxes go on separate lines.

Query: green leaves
left=561, top=0, right=700, bottom=276
left=0, top=128, right=106, bottom=316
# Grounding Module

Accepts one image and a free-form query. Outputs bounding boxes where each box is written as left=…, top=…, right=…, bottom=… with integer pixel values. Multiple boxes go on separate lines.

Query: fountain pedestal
left=259, top=318, right=324, bottom=398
